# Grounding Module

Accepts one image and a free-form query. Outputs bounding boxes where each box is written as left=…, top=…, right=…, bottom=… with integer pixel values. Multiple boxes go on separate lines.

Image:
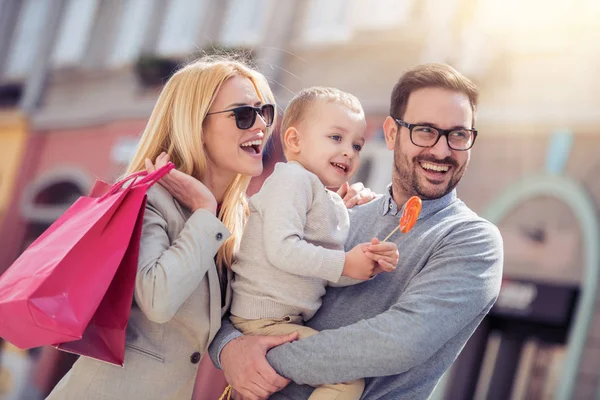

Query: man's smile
left=419, top=161, right=450, bottom=173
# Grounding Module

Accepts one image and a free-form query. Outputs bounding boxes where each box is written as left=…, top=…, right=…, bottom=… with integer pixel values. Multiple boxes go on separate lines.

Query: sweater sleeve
left=328, top=276, right=365, bottom=287
left=135, top=203, right=230, bottom=324
left=208, top=317, right=240, bottom=369
left=266, top=221, right=503, bottom=385
left=254, top=164, right=345, bottom=283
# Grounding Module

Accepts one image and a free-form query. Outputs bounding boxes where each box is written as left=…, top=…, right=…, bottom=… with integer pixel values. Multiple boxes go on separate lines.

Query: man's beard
left=393, top=150, right=466, bottom=201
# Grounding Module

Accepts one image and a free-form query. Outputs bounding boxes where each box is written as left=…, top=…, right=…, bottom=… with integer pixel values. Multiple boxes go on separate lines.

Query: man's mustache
left=414, top=156, right=458, bottom=168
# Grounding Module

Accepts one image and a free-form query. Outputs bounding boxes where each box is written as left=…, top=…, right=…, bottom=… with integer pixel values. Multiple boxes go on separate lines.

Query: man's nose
left=429, top=135, right=452, bottom=159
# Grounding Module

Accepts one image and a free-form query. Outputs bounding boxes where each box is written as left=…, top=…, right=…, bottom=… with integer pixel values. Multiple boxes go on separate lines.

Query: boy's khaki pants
left=230, top=315, right=364, bottom=400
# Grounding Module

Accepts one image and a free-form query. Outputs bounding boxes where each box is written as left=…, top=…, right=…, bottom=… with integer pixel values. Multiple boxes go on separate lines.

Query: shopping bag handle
left=134, top=162, right=176, bottom=187
left=109, top=170, right=147, bottom=191
left=101, top=162, right=175, bottom=200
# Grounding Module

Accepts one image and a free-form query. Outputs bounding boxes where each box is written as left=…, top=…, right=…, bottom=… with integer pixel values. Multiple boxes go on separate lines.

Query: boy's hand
left=343, top=244, right=377, bottom=280
left=364, top=238, right=399, bottom=271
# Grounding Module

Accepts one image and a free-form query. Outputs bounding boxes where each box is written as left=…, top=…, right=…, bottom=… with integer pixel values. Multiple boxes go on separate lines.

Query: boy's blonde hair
left=280, top=87, right=364, bottom=152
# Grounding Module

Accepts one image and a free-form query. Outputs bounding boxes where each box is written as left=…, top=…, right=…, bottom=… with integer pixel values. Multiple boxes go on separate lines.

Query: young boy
left=229, top=87, right=399, bottom=400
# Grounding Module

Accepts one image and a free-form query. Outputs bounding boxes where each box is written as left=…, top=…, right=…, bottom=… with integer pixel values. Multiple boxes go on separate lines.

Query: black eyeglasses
left=207, top=104, right=275, bottom=130
left=393, top=118, right=477, bottom=151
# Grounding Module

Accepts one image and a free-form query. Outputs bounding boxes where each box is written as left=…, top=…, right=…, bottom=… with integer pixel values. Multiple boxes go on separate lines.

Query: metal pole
left=19, top=0, right=67, bottom=113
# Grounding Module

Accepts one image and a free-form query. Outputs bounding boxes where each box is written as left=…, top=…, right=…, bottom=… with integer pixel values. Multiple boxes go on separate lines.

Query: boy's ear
left=283, top=127, right=301, bottom=154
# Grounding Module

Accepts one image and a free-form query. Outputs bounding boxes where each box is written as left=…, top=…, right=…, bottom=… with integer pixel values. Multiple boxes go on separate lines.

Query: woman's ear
left=383, top=116, right=398, bottom=151
left=283, top=127, right=301, bottom=154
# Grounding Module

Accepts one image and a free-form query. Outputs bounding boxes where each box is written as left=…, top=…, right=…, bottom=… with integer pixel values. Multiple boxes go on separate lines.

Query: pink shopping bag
left=0, top=162, right=174, bottom=366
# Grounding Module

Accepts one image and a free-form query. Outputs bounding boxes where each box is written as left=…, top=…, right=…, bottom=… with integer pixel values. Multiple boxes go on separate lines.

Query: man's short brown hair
left=280, top=87, right=364, bottom=150
left=390, top=63, right=479, bottom=127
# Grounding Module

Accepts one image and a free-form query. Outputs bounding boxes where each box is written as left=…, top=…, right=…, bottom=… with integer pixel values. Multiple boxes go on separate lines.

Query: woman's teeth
left=240, top=139, right=262, bottom=154
left=240, top=139, right=262, bottom=147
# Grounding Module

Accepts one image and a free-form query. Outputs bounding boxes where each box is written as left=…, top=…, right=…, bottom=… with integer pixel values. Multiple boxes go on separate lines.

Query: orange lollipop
left=382, top=196, right=422, bottom=242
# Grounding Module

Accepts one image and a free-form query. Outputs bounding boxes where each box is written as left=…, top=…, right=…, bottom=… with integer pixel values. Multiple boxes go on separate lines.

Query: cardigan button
left=190, top=352, right=201, bottom=364
left=216, top=232, right=223, bottom=241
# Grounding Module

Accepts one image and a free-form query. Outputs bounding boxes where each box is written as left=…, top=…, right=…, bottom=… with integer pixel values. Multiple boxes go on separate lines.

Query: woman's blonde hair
left=127, top=56, right=276, bottom=273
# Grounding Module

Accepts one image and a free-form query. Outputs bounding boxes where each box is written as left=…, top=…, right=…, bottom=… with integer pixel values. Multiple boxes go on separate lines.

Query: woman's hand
left=337, top=182, right=377, bottom=208
left=145, top=152, right=218, bottom=215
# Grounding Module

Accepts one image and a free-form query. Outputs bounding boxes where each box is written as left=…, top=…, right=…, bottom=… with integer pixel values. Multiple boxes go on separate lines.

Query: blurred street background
left=1, top=0, right=600, bottom=399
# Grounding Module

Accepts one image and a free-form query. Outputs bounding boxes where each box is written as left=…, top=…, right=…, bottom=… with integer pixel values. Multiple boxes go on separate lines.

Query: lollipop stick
left=382, top=225, right=400, bottom=243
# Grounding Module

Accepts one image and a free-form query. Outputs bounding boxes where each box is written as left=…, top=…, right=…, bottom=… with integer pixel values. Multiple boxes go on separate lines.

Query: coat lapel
left=151, top=183, right=224, bottom=342
left=206, top=264, right=222, bottom=343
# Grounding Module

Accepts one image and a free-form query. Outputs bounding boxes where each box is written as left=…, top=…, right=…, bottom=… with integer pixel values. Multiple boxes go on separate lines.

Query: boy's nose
left=343, top=144, right=354, bottom=157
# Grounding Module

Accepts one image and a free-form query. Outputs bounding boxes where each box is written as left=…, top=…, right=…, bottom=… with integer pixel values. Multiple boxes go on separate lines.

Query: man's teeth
left=420, top=162, right=449, bottom=172
left=332, top=163, right=347, bottom=171
left=240, top=139, right=262, bottom=147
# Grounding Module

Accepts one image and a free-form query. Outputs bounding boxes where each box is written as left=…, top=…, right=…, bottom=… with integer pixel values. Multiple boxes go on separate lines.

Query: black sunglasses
left=206, top=104, right=275, bottom=130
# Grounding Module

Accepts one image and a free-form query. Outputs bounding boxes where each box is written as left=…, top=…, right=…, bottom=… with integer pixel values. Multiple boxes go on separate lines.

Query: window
left=419, top=0, right=460, bottom=63
left=220, top=0, right=274, bottom=46
left=156, top=0, right=207, bottom=57
left=301, top=0, right=351, bottom=45
left=583, top=0, right=600, bottom=16
left=475, top=0, right=572, bottom=30
left=111, top=136, right=140, bottom=164
left=109, top=0, right=156, bottom=66
left=350, top=0, right=413, bottom=30
left=471, top=0, right=571, bottom=54
left=52, top=0, right=99, bottom=67
left=4, top=0, right=52, bottom=79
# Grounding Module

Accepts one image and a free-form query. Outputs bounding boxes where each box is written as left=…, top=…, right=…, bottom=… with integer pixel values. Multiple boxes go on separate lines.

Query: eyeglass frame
left=393, top=118, right=478, bottom=151
left=206, top=104, right=275, bottom=130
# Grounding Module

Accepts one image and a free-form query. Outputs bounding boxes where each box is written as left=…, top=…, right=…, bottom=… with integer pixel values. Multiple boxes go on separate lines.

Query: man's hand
left=221, top=333, right=299, bottom=400
left=337, top=182, right=377, bottom=208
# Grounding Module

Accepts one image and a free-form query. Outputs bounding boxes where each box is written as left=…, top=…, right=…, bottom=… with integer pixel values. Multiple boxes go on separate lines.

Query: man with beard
left=209, top=63, right=504, bottom=400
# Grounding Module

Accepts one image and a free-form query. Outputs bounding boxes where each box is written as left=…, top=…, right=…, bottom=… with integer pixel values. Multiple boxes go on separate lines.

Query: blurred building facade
left=0, top=0, right=600, bottom=399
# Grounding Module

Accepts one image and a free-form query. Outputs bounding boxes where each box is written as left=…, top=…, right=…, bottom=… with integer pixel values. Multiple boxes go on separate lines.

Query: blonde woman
left=46, top=57, right=288, bottom=400
left=46, top=56, right=374, bottom=400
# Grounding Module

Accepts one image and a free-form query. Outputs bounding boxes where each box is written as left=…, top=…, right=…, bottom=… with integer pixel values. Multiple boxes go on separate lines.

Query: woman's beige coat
left=47, top=185, right=232, bottom=400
